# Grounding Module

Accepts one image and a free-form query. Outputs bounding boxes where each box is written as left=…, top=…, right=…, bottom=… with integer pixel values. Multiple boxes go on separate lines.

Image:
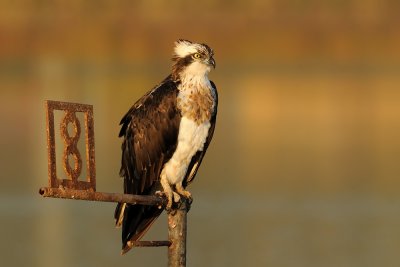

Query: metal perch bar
left=39, top=187, right=166, bottom=206
left=129, top=240, right=172, bottom=247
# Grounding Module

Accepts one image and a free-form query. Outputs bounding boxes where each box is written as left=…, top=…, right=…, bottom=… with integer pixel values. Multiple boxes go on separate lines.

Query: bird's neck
left=179, top=74, right=210, bottom=91
left=177, top=62, right=211, bottom=91
left=176, top=66, right=214, bottom=124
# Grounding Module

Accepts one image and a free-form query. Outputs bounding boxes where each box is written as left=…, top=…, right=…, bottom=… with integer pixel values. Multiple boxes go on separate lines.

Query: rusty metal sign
left=45, top=100, right=96, bottom=191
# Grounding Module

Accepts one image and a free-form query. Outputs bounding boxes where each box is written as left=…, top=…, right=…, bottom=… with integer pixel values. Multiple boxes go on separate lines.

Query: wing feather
left=115, top=76, right=181, bottom=253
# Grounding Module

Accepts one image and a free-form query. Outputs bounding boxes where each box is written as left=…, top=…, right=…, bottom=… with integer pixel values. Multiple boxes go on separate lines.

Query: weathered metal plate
left=45, top=100, right=96, bottom=191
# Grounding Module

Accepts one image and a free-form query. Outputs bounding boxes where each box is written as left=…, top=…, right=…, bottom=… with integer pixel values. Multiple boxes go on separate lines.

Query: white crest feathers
left=174, top=39, right=202, bottom=58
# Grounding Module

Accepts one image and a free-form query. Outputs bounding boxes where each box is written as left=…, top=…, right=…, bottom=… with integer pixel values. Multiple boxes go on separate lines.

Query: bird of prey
left=114, top=39, right=218, bottom=254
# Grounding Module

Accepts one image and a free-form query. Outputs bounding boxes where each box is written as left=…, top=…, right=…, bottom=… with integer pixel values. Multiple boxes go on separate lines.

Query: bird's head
left=172, top=39, right=215, bottom=81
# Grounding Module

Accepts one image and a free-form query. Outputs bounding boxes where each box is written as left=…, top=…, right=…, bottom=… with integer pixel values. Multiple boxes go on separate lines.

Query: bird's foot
left=155, top=191, right=165, bottom=209
left=160, top=173, right=175, bottom=212
left=175, top=186, right=193, bottom=204
left=161, top=191, right=173, bottom=212
left=173, top=192, right=181, bottom=202
left=163, top=192, right=180, bottom=215
left=164, top=192, right=183, bottom=212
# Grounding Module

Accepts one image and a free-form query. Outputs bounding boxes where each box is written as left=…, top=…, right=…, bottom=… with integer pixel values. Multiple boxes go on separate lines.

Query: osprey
left=114, top=39, right=218, bottom=254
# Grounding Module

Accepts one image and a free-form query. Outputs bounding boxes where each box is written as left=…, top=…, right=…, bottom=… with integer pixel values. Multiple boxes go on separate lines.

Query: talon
left=187, top=195, right=193, bottom=205
left=180, top=191, right=192, bottom=204
left=175, top=184, right=192, bottom=202
left=186, top=201, right=192, bottom=212
left=160, top=173, right=174, bottom=212
left=166, top=201, right=172, bottom=212
left=173, top=192, right=181, bottom=202
left=164, top=192, right=173, bottom=211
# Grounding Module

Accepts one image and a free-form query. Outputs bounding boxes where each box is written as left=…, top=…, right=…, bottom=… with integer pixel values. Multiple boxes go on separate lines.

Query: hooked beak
left=208, top=57, right=216, bottom=69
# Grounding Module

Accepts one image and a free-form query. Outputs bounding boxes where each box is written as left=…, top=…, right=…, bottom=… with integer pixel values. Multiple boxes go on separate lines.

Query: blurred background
left=1, top=1, right=400, bottom=266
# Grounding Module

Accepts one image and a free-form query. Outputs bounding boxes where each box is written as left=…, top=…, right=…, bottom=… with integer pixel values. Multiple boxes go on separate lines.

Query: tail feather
left=117, top=203, right=163, bottom=255
left=114, top=203, right=126, bottom=228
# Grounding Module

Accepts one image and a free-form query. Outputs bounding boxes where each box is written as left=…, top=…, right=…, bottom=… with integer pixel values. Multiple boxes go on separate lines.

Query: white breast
left=162, top=66, right=214, bottom=186
left=162, top=116, right=211, bottom=185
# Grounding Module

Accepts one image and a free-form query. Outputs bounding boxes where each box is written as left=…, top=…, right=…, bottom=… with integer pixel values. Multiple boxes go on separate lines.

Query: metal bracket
left=45, top=100, right=96, bottom=190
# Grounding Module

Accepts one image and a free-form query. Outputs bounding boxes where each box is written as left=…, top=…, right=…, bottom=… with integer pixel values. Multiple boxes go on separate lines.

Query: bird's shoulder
left=119, top=75, right=180, bottom=137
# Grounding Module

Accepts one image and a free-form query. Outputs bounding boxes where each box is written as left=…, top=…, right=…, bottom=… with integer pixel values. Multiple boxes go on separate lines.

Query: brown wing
left=115, top=76, right=181, bottom=254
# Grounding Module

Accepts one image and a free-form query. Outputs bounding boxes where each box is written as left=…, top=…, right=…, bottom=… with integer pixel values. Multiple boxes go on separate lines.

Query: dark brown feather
left=115, top=75, right=181, bottom=253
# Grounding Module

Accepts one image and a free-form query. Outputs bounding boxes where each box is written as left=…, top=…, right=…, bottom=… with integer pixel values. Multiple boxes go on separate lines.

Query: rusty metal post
left=168, top=200, right=188, bottom=267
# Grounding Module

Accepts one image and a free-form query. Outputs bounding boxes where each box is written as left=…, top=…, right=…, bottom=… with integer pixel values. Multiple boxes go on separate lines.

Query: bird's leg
left=172, top=191, right=181, bottom=202
left=175, top=183, right=193, bottom=204
left=160, top=173, right=173, bottom=211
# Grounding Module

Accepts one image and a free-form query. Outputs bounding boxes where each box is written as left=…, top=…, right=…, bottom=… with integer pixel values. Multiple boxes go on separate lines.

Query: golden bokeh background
left=1, top=1, right=400, bottom=266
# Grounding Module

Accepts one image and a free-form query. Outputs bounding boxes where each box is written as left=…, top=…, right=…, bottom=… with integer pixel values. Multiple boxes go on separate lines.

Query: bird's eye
left=193, top=53, right=201, bottom=59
